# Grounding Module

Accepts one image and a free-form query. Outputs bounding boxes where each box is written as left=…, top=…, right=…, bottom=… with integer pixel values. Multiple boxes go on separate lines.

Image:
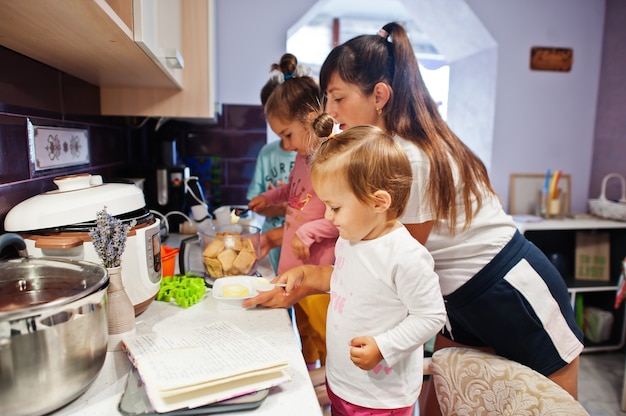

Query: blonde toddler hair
left=311, top=117, right=412, bottom=220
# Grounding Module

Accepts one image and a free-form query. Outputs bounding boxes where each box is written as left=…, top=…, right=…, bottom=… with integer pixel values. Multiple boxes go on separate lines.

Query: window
left=287, top=15, right=449, bottom=119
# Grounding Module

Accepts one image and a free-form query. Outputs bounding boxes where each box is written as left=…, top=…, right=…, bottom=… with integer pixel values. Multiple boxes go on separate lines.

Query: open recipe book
left=121, top=321, right=291, bottom=413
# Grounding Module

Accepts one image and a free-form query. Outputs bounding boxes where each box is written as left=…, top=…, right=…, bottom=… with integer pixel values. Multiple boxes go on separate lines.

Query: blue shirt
left=247, top=140, right=296, bottom=232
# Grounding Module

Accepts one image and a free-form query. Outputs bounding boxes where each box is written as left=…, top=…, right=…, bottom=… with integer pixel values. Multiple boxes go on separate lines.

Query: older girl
left=248, top=53, right=338, bottom=369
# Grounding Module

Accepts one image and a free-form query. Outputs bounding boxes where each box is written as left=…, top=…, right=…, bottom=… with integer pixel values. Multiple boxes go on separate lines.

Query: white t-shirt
left=395, top=135, right=517, bottom=295
left=326, top=226, right=446, bottom=409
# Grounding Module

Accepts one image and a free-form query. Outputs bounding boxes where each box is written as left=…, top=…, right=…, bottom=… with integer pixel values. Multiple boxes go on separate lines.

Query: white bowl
left=212, top=276, right=258, bottom=309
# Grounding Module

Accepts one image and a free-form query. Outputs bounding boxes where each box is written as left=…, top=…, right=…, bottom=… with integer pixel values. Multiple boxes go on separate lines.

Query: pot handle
left=178, top=235, right=200, bottom=275
left=0, top=232, right=28, bottom=259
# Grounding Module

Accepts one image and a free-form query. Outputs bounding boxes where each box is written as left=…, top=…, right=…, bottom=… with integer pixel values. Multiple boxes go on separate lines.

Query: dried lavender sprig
left=89, top=206, right=136, bottom=268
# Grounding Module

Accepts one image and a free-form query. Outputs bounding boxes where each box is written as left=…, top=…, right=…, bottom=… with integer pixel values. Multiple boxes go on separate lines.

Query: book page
left=148, top=369, right=291, bottom=413
left=122, top=321, right=289, bottom=392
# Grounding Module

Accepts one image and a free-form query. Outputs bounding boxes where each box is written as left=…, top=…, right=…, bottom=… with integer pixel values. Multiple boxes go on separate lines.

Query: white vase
left=106, top=266, right=136, bottom=351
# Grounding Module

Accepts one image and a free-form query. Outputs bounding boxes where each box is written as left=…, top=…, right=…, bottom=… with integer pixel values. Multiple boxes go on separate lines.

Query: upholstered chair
left=426, top=347, right=589, bottom=416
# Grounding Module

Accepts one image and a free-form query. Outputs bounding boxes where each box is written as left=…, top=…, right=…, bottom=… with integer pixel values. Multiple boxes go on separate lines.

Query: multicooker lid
left=4, top=174, right=146, bottom=232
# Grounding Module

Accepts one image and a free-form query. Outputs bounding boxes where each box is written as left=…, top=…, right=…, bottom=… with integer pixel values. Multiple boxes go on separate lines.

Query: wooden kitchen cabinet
left=0, top=0, right=216, bottom=119
left=132, top=0, right=184, bottom=88
left=516, top=218, right=626, bottom=352
left=0, top=0, right=177, bottom=89
left=101, top=0, right=217, bottom=119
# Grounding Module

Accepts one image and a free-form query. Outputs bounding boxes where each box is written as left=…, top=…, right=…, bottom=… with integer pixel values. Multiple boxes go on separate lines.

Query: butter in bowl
left=212, top=276, right=259, bottom=309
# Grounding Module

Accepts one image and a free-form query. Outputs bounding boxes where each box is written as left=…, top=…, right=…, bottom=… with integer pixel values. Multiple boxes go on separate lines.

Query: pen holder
left=537, top=189, right=567, bottom=219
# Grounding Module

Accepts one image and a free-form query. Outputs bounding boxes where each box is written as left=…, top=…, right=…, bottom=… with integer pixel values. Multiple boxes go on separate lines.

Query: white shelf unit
left=516, top=217, right=626, bottom=352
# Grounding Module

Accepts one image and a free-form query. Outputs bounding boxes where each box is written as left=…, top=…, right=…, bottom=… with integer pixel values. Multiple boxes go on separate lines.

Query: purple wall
left=589, top=0, right=626, bottom=201
left=0, top=47, right=266, bottom=233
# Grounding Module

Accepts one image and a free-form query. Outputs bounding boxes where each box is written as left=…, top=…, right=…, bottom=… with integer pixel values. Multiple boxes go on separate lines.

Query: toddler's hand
left=291, top=235, right=310, bottom=260
left=349, top=336, right=383, bottom=371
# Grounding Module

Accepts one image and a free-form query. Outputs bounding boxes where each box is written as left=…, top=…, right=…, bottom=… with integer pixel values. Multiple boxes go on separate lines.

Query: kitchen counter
left=53, top=233, right=322, bottom=416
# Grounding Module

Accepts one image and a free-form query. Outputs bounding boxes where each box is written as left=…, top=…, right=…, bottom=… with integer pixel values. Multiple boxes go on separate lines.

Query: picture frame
left=530, top=46, right=573, bottom=72
left=509, top=173, right=571, bottom=215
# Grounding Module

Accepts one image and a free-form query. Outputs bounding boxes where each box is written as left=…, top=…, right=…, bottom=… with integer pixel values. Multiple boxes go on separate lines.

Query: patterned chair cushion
left=429, top=347, right=589, bottom=416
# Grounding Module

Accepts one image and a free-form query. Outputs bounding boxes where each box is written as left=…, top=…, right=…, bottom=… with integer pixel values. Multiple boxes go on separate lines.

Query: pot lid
left=0, top=257, right=108, bottom=320
left=4, top=174, right=146, bottom=232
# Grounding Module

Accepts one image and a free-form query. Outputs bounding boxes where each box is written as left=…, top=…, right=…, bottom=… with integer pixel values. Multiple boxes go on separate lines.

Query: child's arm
left=373, top=246, right=446, bottom=368
left=248, top=183, right=290, bottom=213
left=262, top=182, right=290, bottom=205
left=289, top=218, right=339, bottom=260
left=248, top=194, right=269, bottom=212
left=291, top=234, right=309, bottom=260
left=295, top=218, right=339, bottom=249
left=256, top=202, right=288, bottom=218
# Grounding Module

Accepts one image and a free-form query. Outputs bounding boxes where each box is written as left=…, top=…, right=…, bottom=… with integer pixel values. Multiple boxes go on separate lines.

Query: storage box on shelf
left=515, top=217, right=626, bottom=352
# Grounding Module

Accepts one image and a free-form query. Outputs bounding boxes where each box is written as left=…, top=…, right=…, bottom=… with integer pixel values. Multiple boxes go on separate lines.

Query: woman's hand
left=241, top=286, right=299, bottom=309
left=349, top=336, right=383, bottom=371
left=243, top=267, right=307, bottom=308
left=241, top=277, right=309, bottom=309
left=291, top=235, right=310, bottom=260
left=241, top=265, right=333, bottom=309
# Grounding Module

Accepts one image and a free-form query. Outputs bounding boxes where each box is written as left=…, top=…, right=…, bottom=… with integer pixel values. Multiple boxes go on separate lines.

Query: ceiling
left=292, top=0, right=444, bottom=62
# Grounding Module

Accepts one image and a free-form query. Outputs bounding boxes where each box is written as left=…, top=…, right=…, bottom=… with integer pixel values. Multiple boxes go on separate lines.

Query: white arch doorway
left=286, top=0, right=497, bottom=170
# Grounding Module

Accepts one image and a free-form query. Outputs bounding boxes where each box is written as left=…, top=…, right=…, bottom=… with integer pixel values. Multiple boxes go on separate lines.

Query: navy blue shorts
left=441, top=230, right=584, bottom=376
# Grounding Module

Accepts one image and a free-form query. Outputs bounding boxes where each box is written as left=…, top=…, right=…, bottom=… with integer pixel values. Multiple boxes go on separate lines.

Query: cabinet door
left=134, top=0, right=184, bottom=87
left=0, top=0, right=177, bottom=89
left=101, top=0, right=217, bottom=119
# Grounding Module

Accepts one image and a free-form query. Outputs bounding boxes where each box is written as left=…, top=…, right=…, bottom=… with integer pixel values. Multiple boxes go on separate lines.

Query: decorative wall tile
left=28, top=120, right=90, bottom=171
left=219, top=185, right=248, bottom=206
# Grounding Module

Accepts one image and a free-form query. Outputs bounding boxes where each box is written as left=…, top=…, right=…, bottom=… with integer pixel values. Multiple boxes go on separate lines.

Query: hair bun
left=312, top=113, right=336, bottom=138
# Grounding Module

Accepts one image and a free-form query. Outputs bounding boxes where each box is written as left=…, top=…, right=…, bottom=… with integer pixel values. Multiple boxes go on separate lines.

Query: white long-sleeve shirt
left=326, top=225, right=446, bottom=409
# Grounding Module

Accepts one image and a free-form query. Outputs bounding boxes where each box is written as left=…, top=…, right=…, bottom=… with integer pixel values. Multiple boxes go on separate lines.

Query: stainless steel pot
left=0, top=233, right=109, bottom=416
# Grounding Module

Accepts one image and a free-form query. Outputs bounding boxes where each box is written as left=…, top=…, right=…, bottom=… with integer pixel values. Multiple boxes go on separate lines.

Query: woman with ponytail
left=246, top=24, right=584, bottom=415
left=319, top=22, right=583, bottom=415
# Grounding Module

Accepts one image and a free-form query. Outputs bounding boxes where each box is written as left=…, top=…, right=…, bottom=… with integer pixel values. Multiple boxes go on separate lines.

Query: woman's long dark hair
left=320, top=22, right=495, bottom=233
